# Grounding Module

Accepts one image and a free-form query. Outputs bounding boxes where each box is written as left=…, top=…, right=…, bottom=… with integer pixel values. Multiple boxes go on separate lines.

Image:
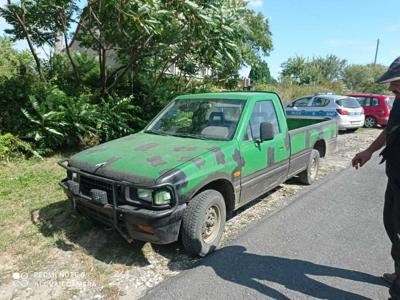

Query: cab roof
left=175, top=91, right=280, bottom=101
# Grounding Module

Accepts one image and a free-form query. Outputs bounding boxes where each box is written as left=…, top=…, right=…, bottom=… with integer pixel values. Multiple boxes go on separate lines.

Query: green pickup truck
left=59, top=92, right=337, bottom=256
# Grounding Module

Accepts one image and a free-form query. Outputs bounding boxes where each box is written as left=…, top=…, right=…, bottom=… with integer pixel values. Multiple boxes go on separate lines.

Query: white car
left=285, top=94, right=365, bottom=131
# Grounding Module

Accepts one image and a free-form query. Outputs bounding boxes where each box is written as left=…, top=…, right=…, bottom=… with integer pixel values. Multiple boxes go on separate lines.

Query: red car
left=346, top=93, right=395, bottom=127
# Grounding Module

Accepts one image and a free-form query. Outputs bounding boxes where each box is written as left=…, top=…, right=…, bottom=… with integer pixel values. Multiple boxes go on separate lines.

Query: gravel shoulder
left=1, top=128, right=382, bottom=300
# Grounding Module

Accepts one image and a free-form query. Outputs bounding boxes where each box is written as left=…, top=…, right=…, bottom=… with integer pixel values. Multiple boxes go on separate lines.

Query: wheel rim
left=365, top=117, right=375, bottom=128
left=309, top=157, right=318, bottom=180
left=202, top=205, right=221, bottom=244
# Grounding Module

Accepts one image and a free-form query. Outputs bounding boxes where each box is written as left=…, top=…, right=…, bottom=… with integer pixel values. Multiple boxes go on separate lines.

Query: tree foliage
left=0, top=0, right=78, bottom=78
left=0, top=36, right=32, bottom=78
left=74, top=0, right=272, bottom=94
left=343, top=63, right=387, bottom=94
left=249, top=60, right=274, bottom=84
left=280, top=55, right=347, bottom=85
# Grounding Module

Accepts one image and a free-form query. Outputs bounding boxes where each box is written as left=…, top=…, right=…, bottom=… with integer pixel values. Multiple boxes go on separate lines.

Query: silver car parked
left=285, top=93, right=365, bottom=131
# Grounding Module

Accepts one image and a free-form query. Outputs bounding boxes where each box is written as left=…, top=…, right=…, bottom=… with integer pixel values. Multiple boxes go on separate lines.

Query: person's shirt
left=385, top=96, right=400, bottom=178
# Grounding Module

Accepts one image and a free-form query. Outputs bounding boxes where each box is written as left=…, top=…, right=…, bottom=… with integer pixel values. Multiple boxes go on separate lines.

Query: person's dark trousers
left=384, top=177, right=400, bottom=299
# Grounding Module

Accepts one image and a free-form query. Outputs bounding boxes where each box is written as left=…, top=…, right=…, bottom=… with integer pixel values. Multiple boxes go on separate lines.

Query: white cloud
left=247, top=0, right=263, bottom=8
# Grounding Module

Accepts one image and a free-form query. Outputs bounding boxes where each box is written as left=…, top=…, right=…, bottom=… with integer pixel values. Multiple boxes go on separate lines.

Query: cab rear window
left=335, top=98, right=361, bottom=108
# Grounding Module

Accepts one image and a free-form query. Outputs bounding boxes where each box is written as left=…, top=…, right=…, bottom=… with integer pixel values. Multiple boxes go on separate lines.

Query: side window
left=355, top=97, right=366, bottom=106
left=249, top=101, right=280, bottom=140
left=311, top=97, right=330, bottom=107
left=370, top=98, right=379, bottom=106
left=292, top=97, right=311, bottom=107
left=364, top=97, right=378, bottom=106
left=243, top=124, right=252, bottom=141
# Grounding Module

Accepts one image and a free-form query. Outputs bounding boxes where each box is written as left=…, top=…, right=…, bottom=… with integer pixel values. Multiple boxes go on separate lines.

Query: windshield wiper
left=144, top=129, right=168, bottom=136
left=170, top=133, right=207, bottom=140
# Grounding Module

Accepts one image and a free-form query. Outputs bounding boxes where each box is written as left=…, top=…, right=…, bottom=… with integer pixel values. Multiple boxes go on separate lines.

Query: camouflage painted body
left=68, top=92, right=338, bottom=206
left=69, top=132, right=241, bottom=202
left=62, top=92, right=337, bottom=246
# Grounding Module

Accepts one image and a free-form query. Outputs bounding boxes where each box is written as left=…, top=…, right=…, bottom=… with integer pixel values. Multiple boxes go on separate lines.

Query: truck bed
left=287, top=118, right=333, bottom=131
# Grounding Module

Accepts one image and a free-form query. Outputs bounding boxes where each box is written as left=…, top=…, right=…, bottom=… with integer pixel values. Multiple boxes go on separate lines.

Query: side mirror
left=260, top=122, right=274, bottom=141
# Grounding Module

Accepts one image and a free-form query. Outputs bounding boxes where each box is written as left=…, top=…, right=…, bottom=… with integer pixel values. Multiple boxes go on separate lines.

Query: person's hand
left=352, top=150, right=373, bottom=169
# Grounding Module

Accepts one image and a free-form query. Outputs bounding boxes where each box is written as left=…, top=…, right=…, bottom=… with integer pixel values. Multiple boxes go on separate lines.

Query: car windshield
left=145, top=99, right=246, bottom=140
left=335, top=98, right=361, bottom=108
left=386, top=96, right=395, bottom=108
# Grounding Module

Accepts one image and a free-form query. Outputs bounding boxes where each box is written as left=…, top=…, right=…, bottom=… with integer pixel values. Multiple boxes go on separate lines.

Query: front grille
left=79, top=175, right=118, bottom=204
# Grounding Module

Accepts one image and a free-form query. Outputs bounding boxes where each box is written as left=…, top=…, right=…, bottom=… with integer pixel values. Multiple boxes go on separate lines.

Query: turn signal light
left=138, top=224, right=154, bottom=234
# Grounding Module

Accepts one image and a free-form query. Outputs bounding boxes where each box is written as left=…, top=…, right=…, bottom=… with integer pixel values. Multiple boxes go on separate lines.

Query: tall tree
left=280, top=55, right=347, bottom=85
left=343, top=63, right=387, bottom=93
left=0, top=0, right=78, bottom=80
left=75, top=0, right=273, bottom=94
left=249, top=61, right=273, bottom=84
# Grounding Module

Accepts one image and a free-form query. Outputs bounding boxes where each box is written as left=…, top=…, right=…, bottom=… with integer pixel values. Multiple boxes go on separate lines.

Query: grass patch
left=0, top=156, right=67, bottom=275
left=0, top=155, right=155, bottom=296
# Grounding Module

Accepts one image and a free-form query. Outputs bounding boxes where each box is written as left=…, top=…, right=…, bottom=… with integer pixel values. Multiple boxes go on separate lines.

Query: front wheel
left=181, top=190, right=226, bottom=257
left=298, top=149, right=320, bottom=185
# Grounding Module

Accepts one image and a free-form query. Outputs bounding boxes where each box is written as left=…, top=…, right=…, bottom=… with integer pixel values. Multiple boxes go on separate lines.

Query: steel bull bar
left=57, top=159, right=180, bottom=244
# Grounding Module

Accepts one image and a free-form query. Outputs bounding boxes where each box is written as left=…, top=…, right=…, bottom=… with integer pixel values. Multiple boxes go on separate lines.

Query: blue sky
left=246, top=0, right=400, bottom=78
left=1, top=0, right=399, bottom=79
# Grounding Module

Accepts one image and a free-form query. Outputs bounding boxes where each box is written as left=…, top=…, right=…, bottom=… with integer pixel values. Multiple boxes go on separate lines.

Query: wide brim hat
left=377, top=56, right=400, bottom=84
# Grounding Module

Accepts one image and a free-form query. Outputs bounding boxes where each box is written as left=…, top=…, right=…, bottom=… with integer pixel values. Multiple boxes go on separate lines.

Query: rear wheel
left=298, top=149, right=320, bottom=185
left=181, top=190, right=226, bottom=257
left=364, top=116, right=376, bottom=128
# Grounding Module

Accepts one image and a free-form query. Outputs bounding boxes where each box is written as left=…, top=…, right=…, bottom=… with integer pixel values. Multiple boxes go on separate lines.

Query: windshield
left=386, top=96, right=395, bottom=108
left=145, top=99, right=246, bottom=140
left=335, top=98, right=361, bottom=108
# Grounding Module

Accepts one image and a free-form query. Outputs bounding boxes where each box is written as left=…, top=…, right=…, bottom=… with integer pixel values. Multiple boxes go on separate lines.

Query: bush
left=21, top=88, right=98, bottom=153
left=0, top=133, right=41, bottom=161
left=254, top=81, right=347, bottom=104
left=21, top=87, right=147, bottom=153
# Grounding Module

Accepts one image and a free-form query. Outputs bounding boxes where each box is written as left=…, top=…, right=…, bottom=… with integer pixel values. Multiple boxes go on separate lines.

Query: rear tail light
left=336, top=109, right=349, bottom=115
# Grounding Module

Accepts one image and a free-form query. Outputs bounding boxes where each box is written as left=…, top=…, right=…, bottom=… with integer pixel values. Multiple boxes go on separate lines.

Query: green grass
left=0, top=156, right=67, bottom=276
left=0, top=156, right=164, bottom=295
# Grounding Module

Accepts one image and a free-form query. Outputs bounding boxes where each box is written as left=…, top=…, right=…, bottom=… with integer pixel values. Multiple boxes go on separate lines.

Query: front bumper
left=58, top=160, right=186, bottom=244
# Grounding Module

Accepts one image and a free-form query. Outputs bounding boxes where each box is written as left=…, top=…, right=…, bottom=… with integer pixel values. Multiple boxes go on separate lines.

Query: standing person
left=352, top=56, right=400, bottom=299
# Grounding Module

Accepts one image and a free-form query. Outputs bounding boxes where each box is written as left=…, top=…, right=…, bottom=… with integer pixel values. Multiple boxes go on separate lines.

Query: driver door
left=240, top=100, right=290, bottom=203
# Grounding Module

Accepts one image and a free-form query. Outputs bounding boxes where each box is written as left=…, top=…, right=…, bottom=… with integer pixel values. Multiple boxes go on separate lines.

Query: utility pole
left=374, top=38, right=380, bottom=65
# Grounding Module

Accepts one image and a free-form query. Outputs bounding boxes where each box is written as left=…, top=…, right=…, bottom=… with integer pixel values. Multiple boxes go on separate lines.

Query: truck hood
left=68, top=132, right=225, bottom=185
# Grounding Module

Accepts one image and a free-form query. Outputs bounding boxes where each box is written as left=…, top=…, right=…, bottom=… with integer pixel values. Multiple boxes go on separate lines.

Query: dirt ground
left=1, top=128, right=383, bottom=300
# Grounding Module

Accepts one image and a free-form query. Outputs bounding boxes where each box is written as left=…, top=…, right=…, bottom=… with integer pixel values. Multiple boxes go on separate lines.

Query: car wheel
left=181, top=190, right=226, bottom=257
left=298, top=149, right=320, bottom=185
left=364, top=116, right=377, bottom=128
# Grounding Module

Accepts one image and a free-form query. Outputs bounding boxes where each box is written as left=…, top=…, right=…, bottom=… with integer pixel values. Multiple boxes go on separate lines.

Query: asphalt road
left=143, top=155, right=392, bottom=300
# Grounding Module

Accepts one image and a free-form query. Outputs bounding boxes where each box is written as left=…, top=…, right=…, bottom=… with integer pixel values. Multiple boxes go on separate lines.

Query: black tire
left=181, top=190, right=226, bottom=257
left=298, top=149, right=320, bottom=185
left=347, top=128, right=358, bottom=133
left=364, top=116, right=376, bottom=128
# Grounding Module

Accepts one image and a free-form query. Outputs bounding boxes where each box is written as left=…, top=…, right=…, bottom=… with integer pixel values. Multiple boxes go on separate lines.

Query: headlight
left=137, top=188, right=153, bottom=202
left=154, top=190, right=171, bottom=206
left=128, top=188, right=172, bottom=206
